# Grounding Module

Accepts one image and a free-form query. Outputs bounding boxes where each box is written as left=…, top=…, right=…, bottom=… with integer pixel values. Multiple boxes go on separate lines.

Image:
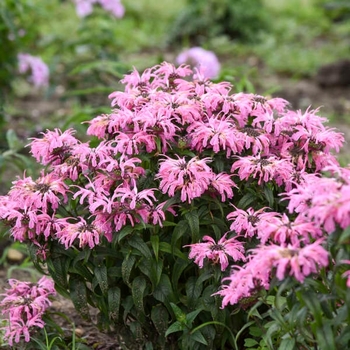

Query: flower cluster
left=0, top=61, right=348, bottom=317
left=73, top=0, right=125, bottom=18
left=0, top=276, right=56, bottom=346
left=18, top=53, right=49, bottom=88
left=216, top=240, right=329, bottom=306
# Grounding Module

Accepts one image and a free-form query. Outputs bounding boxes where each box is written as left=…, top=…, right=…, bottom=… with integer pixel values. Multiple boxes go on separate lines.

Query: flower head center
left=211, top=244, right=225, bottom=251
left=34, top=183, right=51, bottom=193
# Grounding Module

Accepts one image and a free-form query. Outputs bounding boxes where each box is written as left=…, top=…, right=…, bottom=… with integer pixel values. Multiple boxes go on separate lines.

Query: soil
left=1, top=61, right=350, bottom=349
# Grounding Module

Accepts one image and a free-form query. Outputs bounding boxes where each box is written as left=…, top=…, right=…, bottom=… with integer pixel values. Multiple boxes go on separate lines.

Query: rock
left=316, top=59, right=350, bottom=88
left=7, top=248, right=25, bottom=262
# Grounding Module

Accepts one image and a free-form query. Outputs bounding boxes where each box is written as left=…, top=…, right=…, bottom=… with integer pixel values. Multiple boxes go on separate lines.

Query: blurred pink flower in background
left=17, top=53, right=49, bottom=88
left=176, top=47, right=221, bottom=79
left=73, top=0, right=124, bottom=18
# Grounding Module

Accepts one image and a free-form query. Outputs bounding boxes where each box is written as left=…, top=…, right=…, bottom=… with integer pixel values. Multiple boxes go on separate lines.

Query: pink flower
left=185, top=234, right=245, bottom=271
left=29, top=128, right=79, bottom=165
left=156, top=156, right=213, bottom=202
left=249, top=240, right=329, bottom=283
left=231, top=154, right=294, bottom=186
left=187, top=117, right=243, bottom=156
left=56, top=217, right=102, bottom=249
left=257, top=213, right=322, bottom=245
left=209, top=172, right=237, bottom=201
left=0, top=276, right=55, bottom=346
left=217, top=240, right=329, bottom=307
left=99, top=0, right=124, bottom=18
left=73, top=0, right=124, bottom=18
left=73, top=0, right=95, bottom=17
left=18, top=53, right=49, bottom=87
left=176, top=47, right=221, bottom=79
left=9, top=172, right=68, bottom=212
left=227, top=206, right=271, bottom=237
left=215, top=266, right=270, bottom=307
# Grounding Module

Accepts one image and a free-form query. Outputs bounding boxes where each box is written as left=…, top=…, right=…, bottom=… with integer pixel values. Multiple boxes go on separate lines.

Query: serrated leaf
left=151, top=305, right=169, bottom=335
left=94, top=265, right=108, bottom=295
left=128, top=235, right=152, bottom=259
left=165, top=321, right=183, bottom=337
left=108, top=287, right=121, bottom=321
left=132, top=276, right=147, bottom=313
left=122, top=254, right=136, bottom=286
left=69, top=276, right=90, bottom=320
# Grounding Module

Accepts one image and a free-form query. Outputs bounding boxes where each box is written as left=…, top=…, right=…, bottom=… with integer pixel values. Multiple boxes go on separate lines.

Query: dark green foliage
left=167, top=0, right=269, bottom=46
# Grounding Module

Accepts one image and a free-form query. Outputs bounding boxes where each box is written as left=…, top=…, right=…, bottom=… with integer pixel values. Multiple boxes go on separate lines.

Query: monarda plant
left=1, top=62, right=350, bottom=349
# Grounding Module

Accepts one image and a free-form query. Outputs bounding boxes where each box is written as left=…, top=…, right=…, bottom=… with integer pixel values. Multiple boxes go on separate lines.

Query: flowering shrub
left=1, top=62, right=350, bottom=349
left=0, top=276, right=55, bottom=346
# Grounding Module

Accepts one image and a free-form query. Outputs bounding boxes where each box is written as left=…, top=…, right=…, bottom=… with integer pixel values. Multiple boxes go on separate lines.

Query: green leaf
left=117, top=225, right=134, bottom=243
left=108, top=287, right=121, bottom=321
left=297, top=290, right=322, bottom=325
left=165, top=321, right=183, bottom=337
left=122, top=254, right=136, bottom=286
left=151, top=235, right=159, bottom=261
left=186, top=309, right=202, bottom=325
left=129, top=320, right=143, bottom=341
left=132, top=276, right=147, bottom=313
left=47, top=256, right=70, bottom=290
left=278, top=338, right=295, bottom=350
left=6, top=129, right=22, bottom=151
left=170, top=302, right=186, bottom=322
left=170, top=220, right=188, bottom=255
left=263, top=184, right=274, bottom=208
left=190, top=330, right=208, bottom=346
left=128, top=235, right=152, bottom=259
left=171, top=259, right=190, bottom=295
left=314, top=322, right=336, bottom=350
left=94, top=265, right=108, bottom=295
left=138, top=258, right=163, bottom=289
left=186, top=276, right=202, bottom=309
left=151, top=305, right=169, bottom=336
left=237, top=192, right=257, bottom=209
left=159, top=242, right=187, bottom=260
left=69, top=276, right=90, bottom=320
left=153, top=274, right=176, bottom=304
left=184, top=210, right=200, bottom=242
left=244, top=338, right=259, bottom=347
